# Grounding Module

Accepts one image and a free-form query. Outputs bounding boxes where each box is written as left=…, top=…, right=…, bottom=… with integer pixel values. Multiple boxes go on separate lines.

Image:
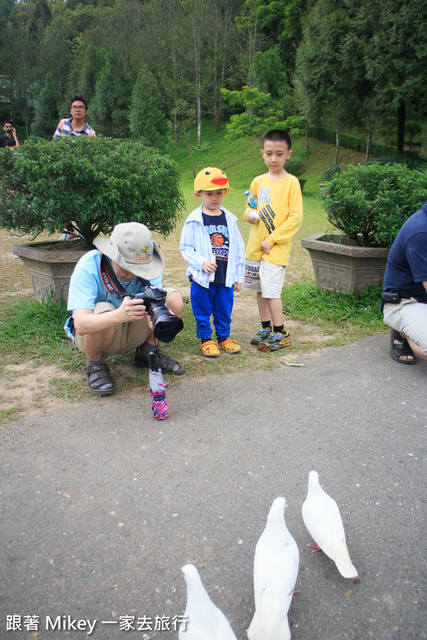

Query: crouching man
left=65, top=222, right=185, bottom=395
left=382, top=201, right=427, bottom=365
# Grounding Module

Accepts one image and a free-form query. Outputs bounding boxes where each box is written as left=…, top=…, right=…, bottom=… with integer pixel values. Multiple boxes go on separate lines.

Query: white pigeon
left=302, top=470, right=358, bottom=579
left=179, top=563, right=238, bottom=640
left=247, top=496, right=299, bottom=640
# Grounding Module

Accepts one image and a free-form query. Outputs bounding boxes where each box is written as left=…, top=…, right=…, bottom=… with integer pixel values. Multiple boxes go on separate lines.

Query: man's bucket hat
left=194, top=167, right=234, bottom=192
left=93, top=222, right=165, bottom=279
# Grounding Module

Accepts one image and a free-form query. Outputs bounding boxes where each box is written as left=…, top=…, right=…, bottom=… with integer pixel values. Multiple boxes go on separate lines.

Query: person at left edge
left=53, top=95, right=95, bottom=138
left=65, top=222, right=185, bottom=396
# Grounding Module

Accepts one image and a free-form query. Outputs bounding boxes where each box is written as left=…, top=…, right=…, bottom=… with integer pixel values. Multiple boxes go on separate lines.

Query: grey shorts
left=383, top=298, right=427, bottom=355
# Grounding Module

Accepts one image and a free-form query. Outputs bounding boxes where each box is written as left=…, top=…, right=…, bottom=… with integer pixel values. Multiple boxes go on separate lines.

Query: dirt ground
left=1, top=229, right=336, bottom=417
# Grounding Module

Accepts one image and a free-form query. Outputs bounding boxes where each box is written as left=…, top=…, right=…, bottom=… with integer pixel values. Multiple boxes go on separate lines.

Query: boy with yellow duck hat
left=180, top=167, right=245, bottom=357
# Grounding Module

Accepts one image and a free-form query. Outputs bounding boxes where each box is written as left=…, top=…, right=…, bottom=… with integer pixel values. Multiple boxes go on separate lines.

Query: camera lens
left=151, top=306, right=183, bottom=343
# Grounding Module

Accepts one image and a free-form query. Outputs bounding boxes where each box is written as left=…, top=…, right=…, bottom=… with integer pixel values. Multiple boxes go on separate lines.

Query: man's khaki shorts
left=75, top=289, right=177, bottom=358
left=243, top=259, right=286, bottom=299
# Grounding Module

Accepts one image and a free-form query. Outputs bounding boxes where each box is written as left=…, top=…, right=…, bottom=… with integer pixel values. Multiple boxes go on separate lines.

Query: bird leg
left=307, top=544, right=321, bottom=553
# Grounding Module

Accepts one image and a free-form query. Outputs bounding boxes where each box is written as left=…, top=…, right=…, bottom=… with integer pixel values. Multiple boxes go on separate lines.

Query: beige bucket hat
left=93, top=222, right=165, bottom=279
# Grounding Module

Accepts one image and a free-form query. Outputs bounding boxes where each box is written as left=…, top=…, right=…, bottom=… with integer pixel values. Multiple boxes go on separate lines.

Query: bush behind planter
left=322, top=162, right=427, bottom=248
left=0, top=137, right=186, bottom=246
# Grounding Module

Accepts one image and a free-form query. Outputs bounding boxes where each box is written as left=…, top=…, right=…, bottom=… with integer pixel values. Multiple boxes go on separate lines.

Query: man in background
left=53, top=96, right=95, bottom=138
left=0, top=120, right=20, bottom=147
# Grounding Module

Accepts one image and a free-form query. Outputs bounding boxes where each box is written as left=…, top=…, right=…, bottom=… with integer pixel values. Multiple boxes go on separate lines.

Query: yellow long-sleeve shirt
left=244, top=173, right=303, bottom=266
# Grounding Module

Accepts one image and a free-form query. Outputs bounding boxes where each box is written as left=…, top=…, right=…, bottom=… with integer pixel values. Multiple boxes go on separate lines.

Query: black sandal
left=84, top=362, right=115, bottom=395
left=390, top=329, right=416, bottom=365
left=133, top=347, right=185, bottom=375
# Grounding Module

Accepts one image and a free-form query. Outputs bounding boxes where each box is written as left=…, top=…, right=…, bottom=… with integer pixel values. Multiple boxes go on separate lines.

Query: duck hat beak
left=194, top=167, right=234, bottom=192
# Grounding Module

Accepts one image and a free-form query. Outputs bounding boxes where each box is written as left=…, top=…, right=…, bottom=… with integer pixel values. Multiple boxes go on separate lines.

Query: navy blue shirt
left=202, top=210, right=229, bottom=284
left=383, top=202, right=427, bottom=303
left=0, top=133, right=20, bottom=147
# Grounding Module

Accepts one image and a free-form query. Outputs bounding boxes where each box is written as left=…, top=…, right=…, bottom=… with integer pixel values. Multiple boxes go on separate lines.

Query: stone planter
left=300, top=233, right=390, bottom=294
left=12, top=240, right=89, bottom=303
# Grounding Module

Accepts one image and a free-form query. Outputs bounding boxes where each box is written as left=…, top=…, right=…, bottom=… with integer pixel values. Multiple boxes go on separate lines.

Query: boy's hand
left=260, top=240, right=272, bottom=254
left=202, top=260, right=217, bottom=275
left=234, top=282, right=242, bottom=292
left=247, top=215, right=259, bottom=224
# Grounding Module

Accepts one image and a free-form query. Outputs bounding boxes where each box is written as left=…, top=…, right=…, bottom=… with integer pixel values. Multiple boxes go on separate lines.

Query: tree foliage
left=129, top=69, right=169, bottom=145
left=0, top=0, right=424, bottom=153
left=322, top=163, right=427, bottom=247
left=31, top=73, right=59, bottom=138
left=295, top=0, right=426, bottom=154
left=0, top=137, right=186, bottom=246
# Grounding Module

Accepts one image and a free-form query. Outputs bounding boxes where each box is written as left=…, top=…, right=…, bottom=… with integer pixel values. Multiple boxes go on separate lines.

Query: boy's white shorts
left=243, top=259, right=286, bottom=299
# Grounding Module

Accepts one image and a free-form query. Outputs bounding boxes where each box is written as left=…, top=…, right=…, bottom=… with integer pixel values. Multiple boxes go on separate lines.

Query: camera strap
left=100, top=255, right=150, bottom=299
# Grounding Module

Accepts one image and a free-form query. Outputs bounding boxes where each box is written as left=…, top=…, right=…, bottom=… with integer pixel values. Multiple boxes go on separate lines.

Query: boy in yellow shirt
left=243, top=129, right=303, bottom=351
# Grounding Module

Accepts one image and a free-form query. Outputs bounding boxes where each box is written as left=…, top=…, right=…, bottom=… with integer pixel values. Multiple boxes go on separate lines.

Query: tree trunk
left=194, top=24, right=201, bottom=146
left=335, top=129, right=340, bottom=165
left=174, top=111, right=178, bottom=143
left=365, top=112, right=374, bottom=162
left=305, top=119, right=309, bottom=153
left=397, top=99, right=405, bottom=154
left=188, top=144, right=195, bottom=179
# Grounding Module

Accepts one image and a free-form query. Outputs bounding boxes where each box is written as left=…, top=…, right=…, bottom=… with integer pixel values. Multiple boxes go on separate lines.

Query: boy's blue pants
left=190, top=280, right=234, bottom=340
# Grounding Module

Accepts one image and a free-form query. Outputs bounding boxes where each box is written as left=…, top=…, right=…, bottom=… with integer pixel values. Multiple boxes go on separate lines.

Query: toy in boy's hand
left=245, top=190, right=258, bottom=208
left=245, top=190, right=259, bottom=220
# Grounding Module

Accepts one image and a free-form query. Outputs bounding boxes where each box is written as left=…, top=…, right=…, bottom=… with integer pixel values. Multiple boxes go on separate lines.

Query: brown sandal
left=84, top=362, right=115, bottom=395
left=133, top=347, right=185, bottom=375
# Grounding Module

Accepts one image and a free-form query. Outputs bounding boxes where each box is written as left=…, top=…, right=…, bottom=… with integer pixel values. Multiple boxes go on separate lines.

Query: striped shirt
left=53, top=118, right=96, bottom=139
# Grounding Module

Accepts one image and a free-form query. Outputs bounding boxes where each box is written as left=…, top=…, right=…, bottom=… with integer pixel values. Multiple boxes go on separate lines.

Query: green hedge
left=322, top=162, right=427, bottom=247
left=0, top=136, right=185, bottom=246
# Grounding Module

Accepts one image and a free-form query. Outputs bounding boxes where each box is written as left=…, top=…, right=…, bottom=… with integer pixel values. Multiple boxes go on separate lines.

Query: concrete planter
left=300, top=233, right=390, bottom=294
left=12, top=240, right=88, bottom=303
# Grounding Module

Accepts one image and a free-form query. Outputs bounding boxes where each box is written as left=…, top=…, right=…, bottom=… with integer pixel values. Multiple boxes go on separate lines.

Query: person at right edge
left=243, top=129, right=303, bottom=352
left=382, top=201, right=427, bottom=365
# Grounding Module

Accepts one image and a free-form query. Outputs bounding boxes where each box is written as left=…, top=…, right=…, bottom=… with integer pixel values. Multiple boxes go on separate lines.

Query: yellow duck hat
left=194, top=167, right=234, bottom=192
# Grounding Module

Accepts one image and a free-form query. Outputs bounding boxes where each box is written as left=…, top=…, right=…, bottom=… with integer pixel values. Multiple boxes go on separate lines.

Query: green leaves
left=322, top=162, right=427, bottom=247
left=0, top=137, right=185, bottom=246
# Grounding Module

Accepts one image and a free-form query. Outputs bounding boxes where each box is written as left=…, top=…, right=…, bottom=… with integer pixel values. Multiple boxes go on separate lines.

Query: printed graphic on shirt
left=259, top=204, right=276, bottom=233
left=202, top=211, right=229, bottom=284
left=259, top=184, right=273, bottom=204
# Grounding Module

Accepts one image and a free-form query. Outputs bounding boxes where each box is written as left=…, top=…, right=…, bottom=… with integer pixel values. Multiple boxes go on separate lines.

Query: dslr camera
left=132, top=286, right=183, bottom=343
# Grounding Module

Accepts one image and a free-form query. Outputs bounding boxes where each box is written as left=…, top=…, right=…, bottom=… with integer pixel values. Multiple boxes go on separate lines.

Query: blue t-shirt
left=65, top=250, right=162, bottom=341
left=202, top=210, right=229, bottom=284
left=67, top=250, right=162, bottom=311
left=383, top=203, right=427, bottom=303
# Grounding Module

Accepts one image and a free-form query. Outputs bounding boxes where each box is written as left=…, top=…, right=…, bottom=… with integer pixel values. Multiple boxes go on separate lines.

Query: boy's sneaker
left=250, top=327, right=272, bottom=345
left=257, top=330, right=291, bottom=352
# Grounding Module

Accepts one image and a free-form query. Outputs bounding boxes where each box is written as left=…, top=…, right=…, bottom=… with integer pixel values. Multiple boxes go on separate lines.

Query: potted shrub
left=301, top=162, right=427, bottom=293
left=0, top=137, right=185, bottom=302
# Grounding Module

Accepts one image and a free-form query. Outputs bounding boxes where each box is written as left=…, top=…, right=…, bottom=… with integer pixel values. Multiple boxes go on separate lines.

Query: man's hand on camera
left=118, top=296, right=154, bottom=329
